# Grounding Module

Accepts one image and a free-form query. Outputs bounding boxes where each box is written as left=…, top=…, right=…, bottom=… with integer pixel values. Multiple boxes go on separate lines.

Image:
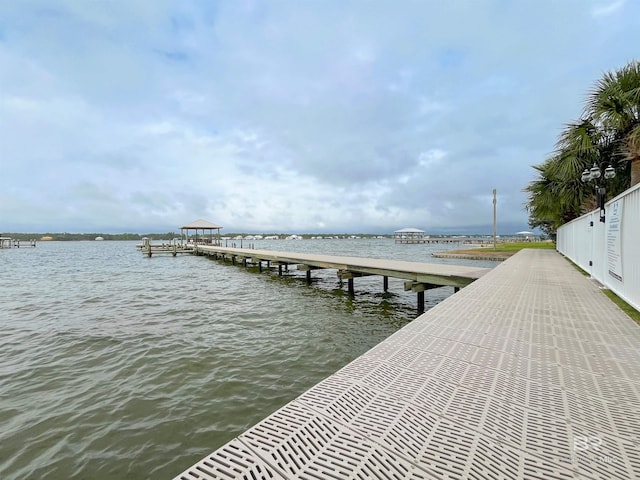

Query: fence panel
left=557, top=183, right=640, bottom=312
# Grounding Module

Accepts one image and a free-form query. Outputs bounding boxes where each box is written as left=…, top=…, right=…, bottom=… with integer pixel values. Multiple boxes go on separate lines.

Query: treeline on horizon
left=4, top=232, right=388, bottom=241
left=1, top=232, right=517, bottom=241
left=2, top=232, right=178, bottom=241
left=4, top=232, right=397, bottom=241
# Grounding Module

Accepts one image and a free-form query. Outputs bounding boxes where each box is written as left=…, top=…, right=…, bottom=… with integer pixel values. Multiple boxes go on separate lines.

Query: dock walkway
left=195, top=245, right=489, bottom=287
left=174, top=249, right=640, bottom=480
left=194, top=245, right=490, bottom=312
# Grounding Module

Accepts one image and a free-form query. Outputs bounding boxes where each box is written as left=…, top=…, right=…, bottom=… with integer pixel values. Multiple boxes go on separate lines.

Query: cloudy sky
left=1, top=0, right=638, bottom=234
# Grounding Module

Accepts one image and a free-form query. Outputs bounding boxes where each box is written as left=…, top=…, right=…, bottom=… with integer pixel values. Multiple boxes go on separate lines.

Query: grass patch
left=602, top=289, right=640, bottom=325
left=443, top=241, right=556, bottom=259
left=487, top=241, right=556, bottom=252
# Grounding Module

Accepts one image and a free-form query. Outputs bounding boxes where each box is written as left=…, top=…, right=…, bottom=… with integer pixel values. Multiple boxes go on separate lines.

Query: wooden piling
left=417, top=291, right=425, bottom=313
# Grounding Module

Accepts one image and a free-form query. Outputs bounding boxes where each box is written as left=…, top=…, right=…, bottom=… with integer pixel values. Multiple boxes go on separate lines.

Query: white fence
left=557, top=182, right=640, bottom=312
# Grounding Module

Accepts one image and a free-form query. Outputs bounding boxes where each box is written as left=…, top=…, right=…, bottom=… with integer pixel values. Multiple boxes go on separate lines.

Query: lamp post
left=493, top=189, right=497, bottom=250
left=581, top=163, right=616, bottom=223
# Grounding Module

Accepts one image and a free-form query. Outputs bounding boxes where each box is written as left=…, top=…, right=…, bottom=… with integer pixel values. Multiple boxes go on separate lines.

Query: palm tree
left=586, top=60, right=640, bottom=186
left=555, top=119, right=601, bottom=172
left=525, top=60, right=638, bottom=233
left=525, top=163, right=563, bottom=236
left=525, top=155, right=590, bottom=235
left=554, top=119, right=628, bottom=210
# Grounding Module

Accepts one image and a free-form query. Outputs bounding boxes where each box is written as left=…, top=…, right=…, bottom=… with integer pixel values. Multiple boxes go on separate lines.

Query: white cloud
left=0, top=0, right=639, bottom=234
left=590, top=0, right=626, bottom=17
left=418, top=149, right=447, bottom=168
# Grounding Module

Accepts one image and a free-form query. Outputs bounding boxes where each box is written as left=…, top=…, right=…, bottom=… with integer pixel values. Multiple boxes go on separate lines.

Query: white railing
left=557, top=182, right=640, bottom=311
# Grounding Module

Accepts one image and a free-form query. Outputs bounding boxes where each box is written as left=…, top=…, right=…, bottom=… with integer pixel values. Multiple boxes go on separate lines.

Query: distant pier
left=393, top=228, right=489, bottom=245
left=395, top=236, right=475, bottom=244
left=0, top=237, right=36, bottom=248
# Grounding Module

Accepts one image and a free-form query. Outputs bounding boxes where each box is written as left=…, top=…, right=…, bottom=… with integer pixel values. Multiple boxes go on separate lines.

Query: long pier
left=194, top=245, right=490, bottom=312
left=173, top=249, right=640, bottom=480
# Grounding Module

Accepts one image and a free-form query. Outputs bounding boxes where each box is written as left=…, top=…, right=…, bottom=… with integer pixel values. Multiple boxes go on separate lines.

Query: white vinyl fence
left=557, top=182, right=640, bottom=312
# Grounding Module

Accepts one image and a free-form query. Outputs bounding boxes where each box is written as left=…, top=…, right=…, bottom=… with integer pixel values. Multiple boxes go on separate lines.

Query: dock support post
left=258, top=261, right=262, bottom=272
left=383, top=276, right=388, bottom=292
left=417, top=291, right=425, bottom=314
left=242, top=258, right=247, bottom=268
left=278, top=264, right=283, bottom=276
left=348, top=278, right=354, bottom=297
left=306, top=270, right=311, bottom=285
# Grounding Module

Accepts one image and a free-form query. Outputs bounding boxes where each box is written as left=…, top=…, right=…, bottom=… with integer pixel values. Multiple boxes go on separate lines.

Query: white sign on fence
left=607, top=200, right=623, bottom=282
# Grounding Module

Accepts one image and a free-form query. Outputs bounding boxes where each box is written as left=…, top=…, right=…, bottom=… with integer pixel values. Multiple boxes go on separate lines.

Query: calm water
left=0, top=239, right=494, bottom=479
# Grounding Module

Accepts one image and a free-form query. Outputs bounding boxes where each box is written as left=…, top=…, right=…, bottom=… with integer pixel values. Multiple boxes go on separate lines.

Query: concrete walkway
left=173, top=249, right=640, bottom=480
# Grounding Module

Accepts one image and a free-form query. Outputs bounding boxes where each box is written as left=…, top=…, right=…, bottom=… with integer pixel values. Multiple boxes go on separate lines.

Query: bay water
left=0, top=239, right=495, bottom=479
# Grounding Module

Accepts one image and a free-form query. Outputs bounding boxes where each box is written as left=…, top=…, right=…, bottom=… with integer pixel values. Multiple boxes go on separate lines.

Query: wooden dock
left=137, top=239, right=194, bottom=257
left=394, top=237, right=470, bottom=244
left=194, top=245, right=490, bottom=312
left=0, top=237, right=36, bottom=248
left=173, top=249, right=640, bottom=480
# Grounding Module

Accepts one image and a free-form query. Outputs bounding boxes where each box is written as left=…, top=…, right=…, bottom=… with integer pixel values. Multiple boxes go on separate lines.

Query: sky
left=1, top=0, right=639, bottom=235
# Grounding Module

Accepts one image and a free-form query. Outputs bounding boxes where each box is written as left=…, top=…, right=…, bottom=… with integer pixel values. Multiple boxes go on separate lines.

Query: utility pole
left=493, top=189, right=497, bottom=250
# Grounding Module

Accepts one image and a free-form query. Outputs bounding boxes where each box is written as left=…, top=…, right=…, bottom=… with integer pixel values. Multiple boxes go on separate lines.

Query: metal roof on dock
left=180, top=219, right=223, bottom=229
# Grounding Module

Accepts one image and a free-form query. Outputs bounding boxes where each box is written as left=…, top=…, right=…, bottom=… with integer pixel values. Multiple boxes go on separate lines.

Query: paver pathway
left=174, top=249, right=640, bottom=480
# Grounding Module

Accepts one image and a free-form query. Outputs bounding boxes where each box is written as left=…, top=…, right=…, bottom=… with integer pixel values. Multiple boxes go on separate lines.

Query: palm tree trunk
left=631, top=157, right=640, bottom=187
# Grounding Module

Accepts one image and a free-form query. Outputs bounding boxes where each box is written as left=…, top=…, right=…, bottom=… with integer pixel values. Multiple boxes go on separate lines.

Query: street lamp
left=581, top=163, right=616, bottom=222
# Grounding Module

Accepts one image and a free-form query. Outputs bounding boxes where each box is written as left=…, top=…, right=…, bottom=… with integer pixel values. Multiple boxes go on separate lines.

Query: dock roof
left=180, top=219, right=223, bottom=230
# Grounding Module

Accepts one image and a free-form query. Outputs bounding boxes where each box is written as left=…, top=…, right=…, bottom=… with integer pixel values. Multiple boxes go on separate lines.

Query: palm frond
left=527, top=60, right=640, bottom=231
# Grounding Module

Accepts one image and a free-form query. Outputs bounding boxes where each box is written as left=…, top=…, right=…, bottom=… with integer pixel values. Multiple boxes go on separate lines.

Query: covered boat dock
left=181, top=219, right=223, bottom=246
